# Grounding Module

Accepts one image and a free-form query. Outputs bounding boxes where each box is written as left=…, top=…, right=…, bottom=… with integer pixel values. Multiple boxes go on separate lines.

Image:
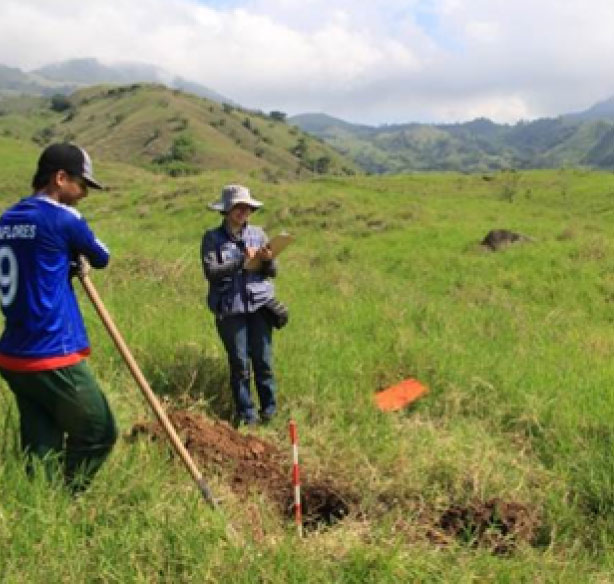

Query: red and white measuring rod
left=289, top=420, right=303, bottom=537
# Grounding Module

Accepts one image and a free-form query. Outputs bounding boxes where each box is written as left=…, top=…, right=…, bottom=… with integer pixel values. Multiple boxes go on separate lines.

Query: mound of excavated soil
left=130, top=410, right=543, bottom=551
left=129, top=410, right=353, bottom=529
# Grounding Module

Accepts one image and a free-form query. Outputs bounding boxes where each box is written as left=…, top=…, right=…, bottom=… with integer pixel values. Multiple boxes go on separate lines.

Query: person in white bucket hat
left=201, top=184, right=278, bottom=427
left=208, top=184, right=263, bottom=213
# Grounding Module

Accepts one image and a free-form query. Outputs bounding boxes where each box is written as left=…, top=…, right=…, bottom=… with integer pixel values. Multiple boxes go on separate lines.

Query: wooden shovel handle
left=79, top=272, right=217, bottom=508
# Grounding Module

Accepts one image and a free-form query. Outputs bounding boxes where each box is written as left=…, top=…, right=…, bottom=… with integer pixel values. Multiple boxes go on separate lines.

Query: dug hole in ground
left=129, top=407, right=544, bottom=553
left=129, top=410, right=353, bottom=533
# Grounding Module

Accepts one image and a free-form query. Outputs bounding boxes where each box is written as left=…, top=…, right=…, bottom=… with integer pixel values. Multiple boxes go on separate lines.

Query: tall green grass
left=2, top=136, right=614, bottom=581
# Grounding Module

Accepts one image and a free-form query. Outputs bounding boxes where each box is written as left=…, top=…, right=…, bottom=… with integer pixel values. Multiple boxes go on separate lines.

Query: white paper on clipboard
left=245, top=232, right=294, bottom=271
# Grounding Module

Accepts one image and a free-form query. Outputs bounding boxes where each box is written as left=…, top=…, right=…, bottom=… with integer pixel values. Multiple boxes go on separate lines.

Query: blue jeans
left=215, top=309, right=276, bottom=423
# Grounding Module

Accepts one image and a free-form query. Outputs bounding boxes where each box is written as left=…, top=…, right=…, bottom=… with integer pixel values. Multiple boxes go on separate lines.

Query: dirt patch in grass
left=129, top=410, right=354, bottom=531
left=415, top=498, right=543, bottom=555
left=130, top=410, right=543, bottom=550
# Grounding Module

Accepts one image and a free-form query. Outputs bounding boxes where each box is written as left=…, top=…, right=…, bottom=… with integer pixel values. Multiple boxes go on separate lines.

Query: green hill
left=5, top=58, right=614, bottom=175
left=0, top=84, right=359, bottom=180
left=290, top=109, right=614, bottom=173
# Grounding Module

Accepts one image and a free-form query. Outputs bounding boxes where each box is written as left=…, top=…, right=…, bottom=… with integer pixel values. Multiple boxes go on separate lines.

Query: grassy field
left=2, top=134, right=614, bottom=581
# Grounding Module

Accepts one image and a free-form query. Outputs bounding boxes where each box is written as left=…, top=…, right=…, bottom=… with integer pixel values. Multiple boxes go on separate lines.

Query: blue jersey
left=0, top=194, right=109, bottom=370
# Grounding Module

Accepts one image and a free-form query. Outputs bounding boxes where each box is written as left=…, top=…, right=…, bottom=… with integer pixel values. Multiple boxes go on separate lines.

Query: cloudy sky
left=1, top=0, right=613, bottom=125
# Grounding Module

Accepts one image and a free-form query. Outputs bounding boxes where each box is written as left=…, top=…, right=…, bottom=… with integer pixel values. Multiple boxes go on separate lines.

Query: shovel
left=78, top=267, right=219, bottom=510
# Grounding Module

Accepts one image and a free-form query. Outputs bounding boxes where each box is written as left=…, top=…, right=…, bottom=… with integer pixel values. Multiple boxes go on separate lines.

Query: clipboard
left=245, top=232, right=294, bottom=271
left=268, top=233, right=294, bottom=257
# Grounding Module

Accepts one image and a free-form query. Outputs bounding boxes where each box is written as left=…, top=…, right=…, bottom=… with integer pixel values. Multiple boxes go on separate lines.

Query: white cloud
left=464, top=20, right=500, bottom=44
left=0, top=0, right=613, bottom=124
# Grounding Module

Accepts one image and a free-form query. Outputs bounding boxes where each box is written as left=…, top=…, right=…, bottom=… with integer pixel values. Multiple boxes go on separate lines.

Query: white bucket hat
left=208, top=184, right=263, bottom=213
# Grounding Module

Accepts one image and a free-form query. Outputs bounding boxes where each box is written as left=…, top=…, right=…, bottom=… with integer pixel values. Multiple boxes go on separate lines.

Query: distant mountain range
left=0, top=58, right=231, bottom=104
left=1, top=57, right=614, bottom=173
left=289, top=100, right=614, bottom=172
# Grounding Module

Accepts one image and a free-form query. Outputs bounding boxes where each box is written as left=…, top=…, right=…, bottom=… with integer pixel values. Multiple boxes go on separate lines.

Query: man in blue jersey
left=0, top=143, right=117, bottom=493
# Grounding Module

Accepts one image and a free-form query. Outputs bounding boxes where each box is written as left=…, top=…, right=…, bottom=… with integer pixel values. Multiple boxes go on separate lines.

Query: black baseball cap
left=34, top=143, right=104, bottom=190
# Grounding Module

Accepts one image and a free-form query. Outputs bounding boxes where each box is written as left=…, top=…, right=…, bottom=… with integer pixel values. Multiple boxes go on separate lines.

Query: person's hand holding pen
left=256, top=244, right=273, bottom=261
left=244, top=244, right=272, bottom=268
left=245, top=245, right=272, bottom=260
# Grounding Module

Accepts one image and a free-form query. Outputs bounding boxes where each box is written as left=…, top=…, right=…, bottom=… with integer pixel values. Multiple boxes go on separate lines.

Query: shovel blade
left=374, top=378, right=428, bottom=412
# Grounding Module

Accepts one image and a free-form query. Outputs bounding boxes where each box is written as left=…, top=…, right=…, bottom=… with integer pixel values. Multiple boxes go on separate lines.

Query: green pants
left=1, top=360, right=117, bottom=492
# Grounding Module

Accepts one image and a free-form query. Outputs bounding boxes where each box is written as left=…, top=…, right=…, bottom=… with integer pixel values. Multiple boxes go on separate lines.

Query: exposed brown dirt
left=426, top=498, right=542, bottom=555
left=129, top=410, right=354, bottom=530
left=130, top=410, right=543, bottom=551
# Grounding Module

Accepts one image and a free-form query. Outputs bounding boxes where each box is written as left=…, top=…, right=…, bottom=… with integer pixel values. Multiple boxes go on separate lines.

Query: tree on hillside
left=269, top=111, right=287, bottom=122
left=291, top=137, right=308, bottom=159
left=50, top=94, right=72, bottom=112
left=314, top=155, right=331, bottom=174
left=154, top=134, right=196, bottom=165
left=168, top=134, right=195, bottom=162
